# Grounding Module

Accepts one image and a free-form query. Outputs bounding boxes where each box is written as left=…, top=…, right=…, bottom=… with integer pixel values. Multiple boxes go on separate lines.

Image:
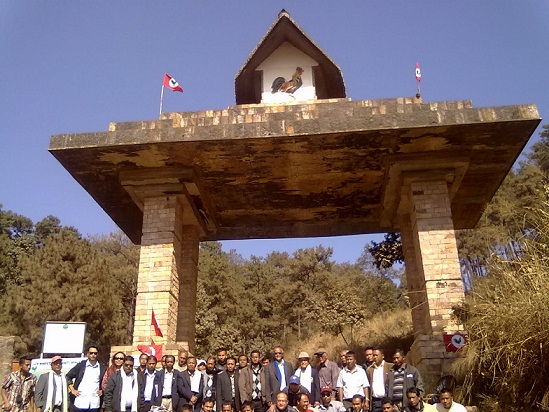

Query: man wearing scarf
left=104, top=356, right=143, bottom=412
left=36, top=356, right=68, bottom=412
left=293, top=353, right=320, bottom=406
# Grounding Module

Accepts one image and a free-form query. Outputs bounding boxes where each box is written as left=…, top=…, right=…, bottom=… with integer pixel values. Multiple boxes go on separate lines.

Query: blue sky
left=1, top=1, right=547, bottom=263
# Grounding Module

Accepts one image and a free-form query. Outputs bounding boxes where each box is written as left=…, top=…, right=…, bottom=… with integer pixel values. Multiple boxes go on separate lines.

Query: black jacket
left=215, top=370, right=240, bottom=412
left=65, top=360, right=107, bottom=410
left=156, top=369, right=188, bottom=412
left=104, top=370, right=144, bottom=412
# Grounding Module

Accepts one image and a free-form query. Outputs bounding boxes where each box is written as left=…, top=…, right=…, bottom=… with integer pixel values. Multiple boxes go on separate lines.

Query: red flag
left=137, top=344, right=163, bottom=360
left=442, top=333, right=467, bottom=352
left=151, top=309, right=163, bottom=337
left=415, top=62, right=421, bottom=82
left=163, top=73, right=183, bottom=92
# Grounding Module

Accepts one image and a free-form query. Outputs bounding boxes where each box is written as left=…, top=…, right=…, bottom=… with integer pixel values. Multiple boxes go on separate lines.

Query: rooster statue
left=271, top=67, right=304, bottom=95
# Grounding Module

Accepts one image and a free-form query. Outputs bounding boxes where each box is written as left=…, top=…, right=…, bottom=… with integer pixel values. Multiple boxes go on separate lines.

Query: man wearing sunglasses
left=316, top=387, right=345, bottom=412
left=66, top=346, right=107, bottom=412
left=265, top=347, right=294, bottom=406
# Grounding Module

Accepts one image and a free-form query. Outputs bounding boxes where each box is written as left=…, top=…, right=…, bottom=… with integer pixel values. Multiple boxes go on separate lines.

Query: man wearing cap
left=314, top=349, right=339, bottom=400
left=317, top=387, right=345, bottom=412
left=197, top=360, right=207, bottom=372
left=336, top=352, right=369, bottom=411
left=265, top=347, right=293, bottom=406
left=282, top=376, right=309, bottom=408
left=239, top=350, right=266, bottom=412
left=66, top=346, right=106, bottom=412
left=36, top=356, right=68, bottom=412
left=293, top=353, right=319, bottom=406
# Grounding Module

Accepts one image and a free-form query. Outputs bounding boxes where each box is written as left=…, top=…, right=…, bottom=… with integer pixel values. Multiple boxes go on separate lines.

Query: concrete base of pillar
left=407, top=334, right=463, bottom=394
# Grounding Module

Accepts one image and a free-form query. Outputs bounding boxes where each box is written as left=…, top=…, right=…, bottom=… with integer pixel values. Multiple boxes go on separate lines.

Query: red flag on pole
left=137, top=344, right=163, bottom=359
left=151, top=309, right=163, bottom=337
left=163, top=73, right=183, bottom=92
left=415, top=62, right=421, bottom=82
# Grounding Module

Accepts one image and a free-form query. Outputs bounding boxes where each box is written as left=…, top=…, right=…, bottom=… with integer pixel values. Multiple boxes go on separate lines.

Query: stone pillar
left=0, top=336, right=15, bottom=380
left=398, top=177, right=466, bottom=386
left=132, top=195, right=198, bottom=352
left=176, top=225, right=199, bottom=344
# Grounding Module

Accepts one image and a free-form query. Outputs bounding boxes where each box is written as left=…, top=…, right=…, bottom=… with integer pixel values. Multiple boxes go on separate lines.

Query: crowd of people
left=1, top=345, right=467, bottom=412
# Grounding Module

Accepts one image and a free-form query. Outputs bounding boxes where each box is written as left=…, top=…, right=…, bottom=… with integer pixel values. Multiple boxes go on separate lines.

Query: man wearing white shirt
left=138, top=356, right=161, bottom=412
left=434, top=389, right=466, bottom=412
left=156, top=355, right=186, bottom=412
left=336, top=352, right=369, bottom=411
left=265, top=347, right=293, bottom=405
left=182, top=357, right=203, bottom=410
left=66, top=346, right=106, bottom=412
left=294, top=353, right=320, bottom=406
left=104, top=356, right=143, bottom=412
left=36, top=356, right=68, bottom=412
left=366, top=349, right=393, bottom=412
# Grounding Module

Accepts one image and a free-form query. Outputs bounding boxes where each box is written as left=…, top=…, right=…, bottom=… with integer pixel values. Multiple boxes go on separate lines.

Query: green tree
left=1, top=228, right=133, bottom=354
left=0, top=205, right=35, bottom=293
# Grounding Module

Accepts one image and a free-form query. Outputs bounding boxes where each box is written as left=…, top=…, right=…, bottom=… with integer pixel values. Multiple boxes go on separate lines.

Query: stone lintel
left=49, top=98, right=540, bottom=244
left=382, top=154, right=469, bottom=228
left=119, top=167, right=217, bottom=238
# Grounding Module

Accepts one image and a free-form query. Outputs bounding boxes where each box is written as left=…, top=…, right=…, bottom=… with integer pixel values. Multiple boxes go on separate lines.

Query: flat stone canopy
left=49, top=97, right=540, bottom=245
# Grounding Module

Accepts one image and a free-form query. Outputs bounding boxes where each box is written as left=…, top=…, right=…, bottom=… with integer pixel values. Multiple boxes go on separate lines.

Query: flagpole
left=159, top=85, right=165, bottom=119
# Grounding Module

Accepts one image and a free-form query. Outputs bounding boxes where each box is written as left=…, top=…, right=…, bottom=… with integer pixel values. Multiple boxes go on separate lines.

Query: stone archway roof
left=235, top=10, right=346, bottom=105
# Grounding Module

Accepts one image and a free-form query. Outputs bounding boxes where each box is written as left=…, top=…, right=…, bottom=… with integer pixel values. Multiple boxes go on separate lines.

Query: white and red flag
left=415, top=62, right=421, bottom=82
left=163, top=73, right=183, bottom=92
left=137, top=344, right=163, bottom=359
left=151, top=309, right=163, bottom=337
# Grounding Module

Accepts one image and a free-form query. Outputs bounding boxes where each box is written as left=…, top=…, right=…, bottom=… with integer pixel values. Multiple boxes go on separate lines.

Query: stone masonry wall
left=108, top=98, right=474, bottom=135
left=407, top=179, right=465, bottom=333
left=400, top=213, right=432, bottom=336
left=133, top=195, right=185, bottom=344
left=0, top=336, right=15, bottom=383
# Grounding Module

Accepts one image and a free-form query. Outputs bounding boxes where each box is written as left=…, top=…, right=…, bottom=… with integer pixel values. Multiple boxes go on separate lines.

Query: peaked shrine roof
left=235, top=10, right=346, bottom=105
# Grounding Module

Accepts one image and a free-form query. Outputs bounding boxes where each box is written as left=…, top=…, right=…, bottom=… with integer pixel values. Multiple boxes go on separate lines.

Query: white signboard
left=42, top=322, right=86, bottom=355
left=30, top=357, right=86, bottom=379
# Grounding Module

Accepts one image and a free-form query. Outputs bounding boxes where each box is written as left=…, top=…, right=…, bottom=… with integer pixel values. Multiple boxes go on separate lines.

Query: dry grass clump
left=290, top=307, right=413, bottom=364
left=452, top=189, right=549, bottom=411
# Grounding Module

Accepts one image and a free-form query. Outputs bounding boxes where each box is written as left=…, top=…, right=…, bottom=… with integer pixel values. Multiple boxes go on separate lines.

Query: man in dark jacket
left=216, top=358, right=240, bottom=412
left=66, top=346, right=107, bottom=412
left=137, top=356, right=162, bottom=412
left=156, top=355, right=188, bottom=412
left=265, top=347, right=294, bottom=405
left=385, top=350, right=423, bottom=411
left=104, top=356, right=143, bottom=412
